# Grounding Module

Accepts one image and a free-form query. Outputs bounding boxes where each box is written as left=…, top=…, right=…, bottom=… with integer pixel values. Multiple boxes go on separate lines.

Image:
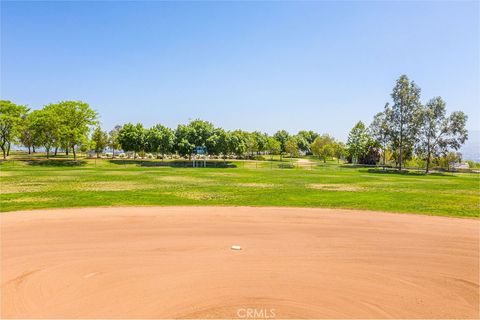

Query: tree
left=44, top=101, right=98, bottom=160
left=311, top=134, right=335, bottom=163
left=118, top=123, right=146, bottom=158
left=346, top=121, right=370, bottom=164
left=369, top=105, right=391, bottom=165
left=108, top=125, right=122, bottom=158
left=252, top=131, right=268, bottom=155
left=175, top=120, right=215, bottom=158
left=442, top=151, right=462, bottom=171
left=0, top=100, right=29, bottom=159
left=332, top=141, right=346, bottom=163
left=228, top=130, right=247, bottom=158
left=91, top=127, right=108, bottom=157
left=175, top=124, right=195, bottom=158
left=245, top=132, right=259, bottom=157
left=416, top=97, right=468, bottom=173
left=146, top=124, right=174, bottom=159
left=266, top=137, right=281, bottom=160
left=297, top=130, right=319, bottom=154
left=388, top=75, right=422, bottom=170
left=19, top=112, right=36, bottom=154
left=28, top=109, right=60, bottom=159
left=273, top=130, right=290, bottom=159
left=285, top=138, right=300, bottom=158
left=357, top=139, right=381, bottom=165
left=211, top=128, right=230, bottom=162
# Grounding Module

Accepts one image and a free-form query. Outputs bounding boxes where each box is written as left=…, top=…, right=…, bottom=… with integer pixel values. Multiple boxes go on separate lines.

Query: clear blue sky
left=1, top=1, right=478, bottom=141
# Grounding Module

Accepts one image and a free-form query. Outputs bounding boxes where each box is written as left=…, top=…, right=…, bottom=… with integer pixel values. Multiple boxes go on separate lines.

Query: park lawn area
left=0, top=157, right=478, bottom=218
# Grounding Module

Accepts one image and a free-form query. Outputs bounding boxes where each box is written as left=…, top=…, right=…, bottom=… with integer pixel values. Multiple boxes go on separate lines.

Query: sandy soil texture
left=1, top=207, right=478, bottom=319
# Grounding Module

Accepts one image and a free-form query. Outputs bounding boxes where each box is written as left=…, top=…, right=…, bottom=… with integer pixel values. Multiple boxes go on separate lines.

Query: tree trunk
left=112, top=149, right=115, bottom=159
left=46, top=148, right=50, bottom=159
left=425, top=153, right=431, bottom=174
left=7, top=142, right=11, bottom=156
left=2, top=147, right=6, bottom=159
left=66, top=147, right=69, bottom=155
left=54, top=147, right=58, bottom=156
left=28, top=146, right=31, bottom=154
left=33, top=145, right=36, bottom=153
left=72, top=146, right=76, bottom=160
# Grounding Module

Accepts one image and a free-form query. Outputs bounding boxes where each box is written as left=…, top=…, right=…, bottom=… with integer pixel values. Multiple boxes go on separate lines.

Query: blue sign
left=195, top=146, right=206, bottom=155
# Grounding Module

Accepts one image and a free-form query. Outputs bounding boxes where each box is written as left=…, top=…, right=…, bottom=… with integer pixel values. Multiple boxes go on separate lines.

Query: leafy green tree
left=297, top=130, right=319, bottom=154
left=28, top=109, right=61, bottom=158
left=285, top=138, right=300, bottom=158
left=245, top=132, right=259, bottom=157
left=19, top=112, right=36, bottom=154
left=273, top=130, right=290, bottom=158
left=210, top=128, right=230, bottom=162
left=311, top=134, right=335, bottom=163
left=118, top=123, right=146, bottom=158
left=189, top=119, right=215, bottom=148
left=0, top=100, right=29, bottom=159
left=175, top=124, right=195, bottom=158
left=251, top=131, right=268, bottom=156
left=266, top=137, right=281, bottom=160
left=228, top=130, right=247, bottom=158
left=441, top=151, right=462, bottom=171
left=91, top=126, right=108, bottom=157
left=388, top=75, right=422, bottom=170
left=358, top=139, right=381, bottom=165
left=346, top=121, right=370, bottom=164
left=175, top=119, right=215, bottom=158
left=146, top=124, right=174, bottom=159
left=332, top=141, right=346, bottom=163
left=416, top=97, right=468, bottom=173
left=108, top=125, right=122, bottom=158
left=44, top=101, right=98, bottom=160
left=369, top=105, right=391, bottom=165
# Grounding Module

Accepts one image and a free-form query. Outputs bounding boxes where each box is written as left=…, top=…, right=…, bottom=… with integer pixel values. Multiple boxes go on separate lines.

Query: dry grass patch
left=236, top=183, right=276, bottom=188
left=98, top=171, right=144, bottom=176
left=156, top=176, right=214, bottom=184
left=75, top=181, right=155, bottom=191
left=1, top=182, right=47, bottom=194
left=173, top=191, right=232, bottom=201
left=0, top=171, right=17, bottom=177
left=307, top=184, right=364, bottom=192
left=6, top=196, right=59, bottom=203
left=207, top=172, right=240, bottom=177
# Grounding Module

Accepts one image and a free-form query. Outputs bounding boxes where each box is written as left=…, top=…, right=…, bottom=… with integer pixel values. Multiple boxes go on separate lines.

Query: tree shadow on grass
left=108, top=160, right=236, bottom=168
left=366, top=168, right=451, bottom=177
left=26, top=160, right=87, bottom=167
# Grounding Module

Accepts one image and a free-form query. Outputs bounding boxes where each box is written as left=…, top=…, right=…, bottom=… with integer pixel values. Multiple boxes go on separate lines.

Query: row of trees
left=95, top=120, right=345, bottom=162
left=0, top=100, right=97, bottom=160
left=1, top=99, right=346, bottom=161
left=1, top=75, right=468, bottom=172
left=345, top=75, right=468, bottom=173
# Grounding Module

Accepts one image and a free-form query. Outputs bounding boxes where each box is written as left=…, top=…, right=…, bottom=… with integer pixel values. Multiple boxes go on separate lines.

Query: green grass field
left=1, top=157, right=478, bottom=217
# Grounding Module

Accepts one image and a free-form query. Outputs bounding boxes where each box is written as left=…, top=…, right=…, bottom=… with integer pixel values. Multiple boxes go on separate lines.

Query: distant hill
left=460, top=130, right=480, bottom=162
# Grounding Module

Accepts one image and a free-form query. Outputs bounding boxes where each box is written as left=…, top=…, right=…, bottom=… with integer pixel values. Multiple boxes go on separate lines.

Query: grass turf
left=1, top=157, right=478, bottom=218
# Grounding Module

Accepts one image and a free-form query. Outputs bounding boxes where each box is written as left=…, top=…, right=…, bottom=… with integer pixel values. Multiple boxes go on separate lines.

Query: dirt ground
left=1, top=206, right=478, bottom=319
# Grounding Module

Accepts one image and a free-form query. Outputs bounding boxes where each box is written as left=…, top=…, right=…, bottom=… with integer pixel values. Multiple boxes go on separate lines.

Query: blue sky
left=1, top=1, right=478, bottom=141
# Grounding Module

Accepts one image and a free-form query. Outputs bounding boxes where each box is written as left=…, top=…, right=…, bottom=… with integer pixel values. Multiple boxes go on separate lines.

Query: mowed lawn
left=0, top=158, right=478, bottom=218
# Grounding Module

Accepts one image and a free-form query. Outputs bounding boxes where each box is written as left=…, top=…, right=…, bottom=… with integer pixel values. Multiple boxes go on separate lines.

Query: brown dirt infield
left=1, top=207, right=478, bottom=319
